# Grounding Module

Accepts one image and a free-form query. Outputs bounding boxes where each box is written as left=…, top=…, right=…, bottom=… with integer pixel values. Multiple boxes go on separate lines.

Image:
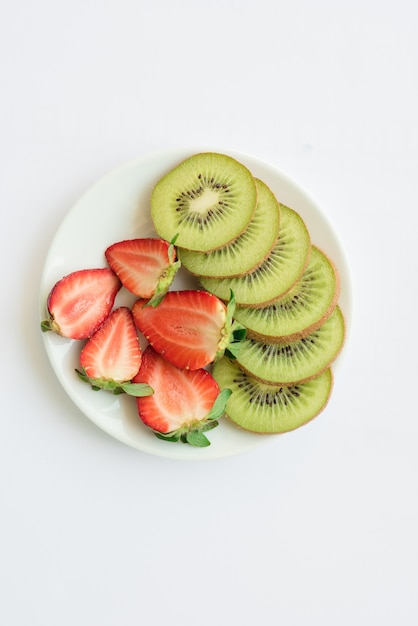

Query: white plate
left=39, top=148, right=353, bottom=460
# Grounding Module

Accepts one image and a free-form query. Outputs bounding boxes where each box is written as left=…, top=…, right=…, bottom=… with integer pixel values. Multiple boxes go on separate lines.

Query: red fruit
left=133, top=346, right=231, bottom=446
left=132, top=290, right=245, bottom=370
left=105, top=237, right=180, bottom=305
left=76, top=307, right=153, bottom=397
left=41, top=268, right=121, bottom=339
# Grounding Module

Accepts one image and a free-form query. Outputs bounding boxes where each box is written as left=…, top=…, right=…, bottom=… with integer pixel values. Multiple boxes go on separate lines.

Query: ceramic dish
left=39, top=148, right=353, bottom=460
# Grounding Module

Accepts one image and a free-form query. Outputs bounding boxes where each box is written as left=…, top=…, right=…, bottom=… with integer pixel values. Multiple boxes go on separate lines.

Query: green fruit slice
left=233, top=246, right=340, bottom=342
left=199, top=204, right=311, bottom=306
left=177, top=178, right=280, bottom=277
left=150, top=153, right=258, bottom=252
left=212, top=358, right=333, bottom=434
left=235, top=306, right=345, bottom=384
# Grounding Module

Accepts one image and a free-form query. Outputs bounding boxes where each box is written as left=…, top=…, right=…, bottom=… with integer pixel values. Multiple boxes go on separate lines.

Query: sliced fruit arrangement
left=133, top=346, right=231, bottom=446
left=211, top=358, right=333, bottom=434
left=40, top=245, right=236, bottom=445
left=177, top=178, right=280, bottom=278
left=132, top=290, right=246, bottom=371
left=232, top=246, right=340, bottom=343
left=41, top=268, right=121, bottom=339
left=233, top=306, right=345, bottom=385
left=105, top=236, right=180, bottom=306
left=75, top=307, right=153, bottom=397
left=150, top=152, right=258, bottom=251
left=198, top=204, right=311, bottom=306
left=154, top=153, right=346, bottom=435
left=41, top=151, right=347, bottom=446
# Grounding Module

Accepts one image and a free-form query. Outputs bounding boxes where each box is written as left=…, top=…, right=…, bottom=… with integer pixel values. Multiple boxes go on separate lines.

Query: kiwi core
left=188, top=187, right=220, bottom=214
left=151, top=153, right=257, bottom=251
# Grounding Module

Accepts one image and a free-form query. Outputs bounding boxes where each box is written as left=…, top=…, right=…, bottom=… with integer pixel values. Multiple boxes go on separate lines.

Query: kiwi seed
left=235, top=306, right=345, bottom=385
left=199, top=204, right=311, bottom=306
left=212, top=357, right=333, bottom=434
left=150, top=153, right=257, bottom=252
left=233, top=246, right=340, bottom=342
left=149, top=152, right=346, bottom=436
left=177, top=178, right=280, bottom=278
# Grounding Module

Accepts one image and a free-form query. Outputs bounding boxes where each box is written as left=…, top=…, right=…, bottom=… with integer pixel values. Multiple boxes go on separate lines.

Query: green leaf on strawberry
left=204, top=388, right=233, bottom=421
left=185, top=430, right=211, bottom=447
left=105, top=236, right=181, bottom=306
left=75, top=367, right=153, bottom=397
left=133, top=346, right=231, bottom=447
left=145, top=234, right=181, bottom=307
left=132, top=289, right=246, bottom=371
left=218, top=290, right=246, bottom=361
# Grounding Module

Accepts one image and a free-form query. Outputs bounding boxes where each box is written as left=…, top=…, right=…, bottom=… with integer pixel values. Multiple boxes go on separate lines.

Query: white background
left=1, top=1, right=417, bottom=624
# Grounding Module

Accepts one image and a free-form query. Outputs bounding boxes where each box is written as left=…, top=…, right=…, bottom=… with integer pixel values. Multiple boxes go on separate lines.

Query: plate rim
left=39, top=146, right=353, bottom=461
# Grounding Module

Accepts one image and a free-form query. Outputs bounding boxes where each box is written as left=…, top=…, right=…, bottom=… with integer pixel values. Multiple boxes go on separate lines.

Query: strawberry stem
left=168, top=233, right=180, bottom=264
left=146, top=259, right=181, bottom=307
left=144, top=235, right=181, bottom=308
left=40, top=319, right=60, bottom=334
left=217, top=291, right=246, bottom=361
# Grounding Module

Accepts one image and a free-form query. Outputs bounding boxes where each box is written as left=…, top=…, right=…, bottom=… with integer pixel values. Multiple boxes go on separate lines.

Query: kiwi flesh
left=233, top=246, right=340, bottom=342
left=150, top=151, right=346, bottom=436
left=177, top=178, right=280, bottom=277
left=235, top=306, right=345, bottom=385
left=150, top=153, right=258, bottom=252
left=212, top=358, right=333, bottom=434
left=199, top=204, right=311, bottom=306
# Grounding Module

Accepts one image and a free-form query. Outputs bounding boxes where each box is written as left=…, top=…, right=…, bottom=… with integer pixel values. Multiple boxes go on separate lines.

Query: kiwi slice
left=233, top=246, right=340, bottom=342
left=199, top=204, right=311, bottom=306
left=212, top=358, right=333, bottom=434
left=150, top=153, right=258, bottom=252
left=235, top=306, right=345, bottom=385
left=177, top=179, right=280, bottom=278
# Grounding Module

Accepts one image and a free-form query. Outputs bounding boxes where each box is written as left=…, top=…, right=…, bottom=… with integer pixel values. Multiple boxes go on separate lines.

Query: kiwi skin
left=235, top=246, right=341, bottom=344
left=199, top=204, right=311, bottom=307
left=212, top=358, right=334, bottom=434
left=235, top=306, right=346, bottom=386
left=177, top=178, right=281, bottom=278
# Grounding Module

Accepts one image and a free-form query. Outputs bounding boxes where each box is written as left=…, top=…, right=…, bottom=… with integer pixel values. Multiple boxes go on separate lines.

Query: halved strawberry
left=41, top=268, right=121, bottom=339
left=132, top=289, right=246, bottom=370
left=133, top=346, right=231, bottom=446
left=75, top=307, right=153, bottom=397
left=105, top=237, right=180, bottom=306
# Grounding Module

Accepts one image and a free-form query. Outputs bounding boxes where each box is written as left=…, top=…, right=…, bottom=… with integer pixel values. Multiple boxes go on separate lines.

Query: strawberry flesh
left=76, top=307, right=153, bottom=396
left=41, top=268, right=121, bottom=340
left=132, top=290, right=231, bottom=370
left=80, top=307, right=140, bottom=380
left=134, top=346, right=229, bottom=445
left=105, top=238, right=180, bottom=304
